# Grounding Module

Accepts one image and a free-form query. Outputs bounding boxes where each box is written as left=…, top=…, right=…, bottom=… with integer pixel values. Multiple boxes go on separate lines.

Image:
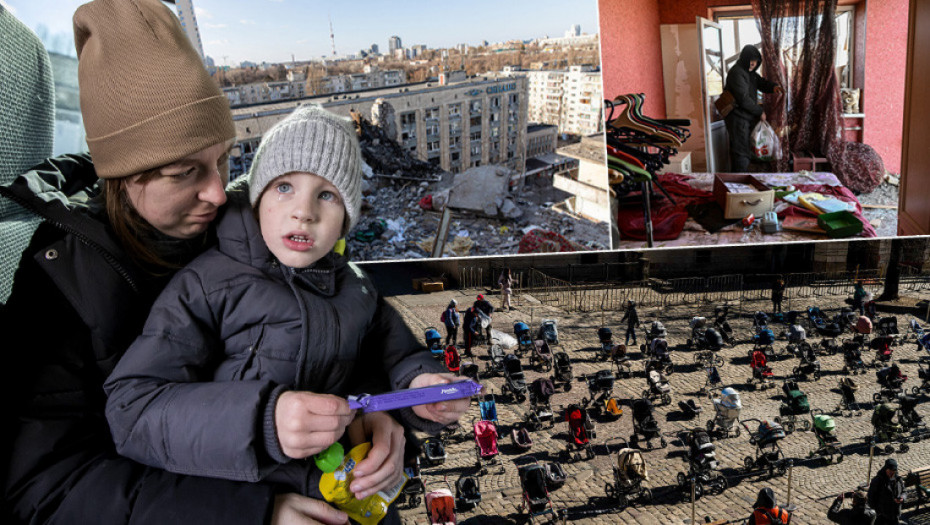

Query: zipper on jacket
left=0, top=187, right=140, bottom=293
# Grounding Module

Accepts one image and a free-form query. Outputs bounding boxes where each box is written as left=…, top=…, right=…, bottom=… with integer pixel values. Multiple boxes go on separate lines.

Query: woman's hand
left=271, top=494, right=348, bottom=525
left=275, top=392, right=356, bottom=459
left=410, top=373, right=472, bottom=426
left=345, top=412, right=405, bottom=500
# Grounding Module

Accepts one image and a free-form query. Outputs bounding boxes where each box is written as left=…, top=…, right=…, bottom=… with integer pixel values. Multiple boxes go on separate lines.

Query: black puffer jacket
left=104, top=189, right=445, bottom=497
left=868, top=471, right=905, bottom=519
left=0, top=155, right=276, bottom=524
left=725, top=45, right=778, bottom=122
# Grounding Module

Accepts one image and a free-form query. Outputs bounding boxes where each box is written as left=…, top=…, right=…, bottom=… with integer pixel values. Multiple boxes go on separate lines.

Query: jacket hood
left=754, top=487, right=777, bottom=508
left=737, top=45, right=763, bottom=72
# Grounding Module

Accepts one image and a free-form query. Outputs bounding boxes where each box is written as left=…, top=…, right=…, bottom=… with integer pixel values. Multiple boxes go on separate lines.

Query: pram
left=808, top=410, right=844, bottom=465
left=752, top=311, right=769, bottom=334
left=835, top=307, right=859, bottom=333
left=642, top=320, right=668, bottom=351
left=913, top=359, right=930, bottom=396
left=545, top=462, right=567, bottom=491
left=701, top=365, right=724, bottom=396
left=460, top=361, right=480, bottom=381
left=455, top=475, right=481, bottom=511
left=502, top=354, right=527, bottom=403
left=776, top=380, right=812, bottom=433
left=444, top=345, right=460, bottom=374
left=611, top=343, right=634, bottom=378
left=517, top=458, right=558, bottom=524
left=835, top=377, right=862, bottom=416
left=748, top=349, right=775, bottom=390
left=869, top=335, right=895, bottom=368
left=677, top=428, right=727, bottom=500
left=597, top=326, right=614, bottom=361
left=479, top=393, right=498, bottom=424
left=484, top=344, right=505, bottom=377
left=423, top=436, right=448, bottom=466
left=751, top=327, right=780, bottom=361
left=604, top=440, right=654, bottom=507
left=842, top=340, right=867, bottom=375
left=537, top=319, right=559, bottom=346
left=808, top=306, right=843, bottom=354
left=740, top=419, right=789, bottom=477
left=852, top=315, right=873, bottom=345
left=871, top=402, right=911, bottom=454
left=713, top=305, right=735, bottom=346
left=512, top=424, right=533, bottom=451
left=550, top=351, right=573, bottom=391
left=526, top=378, right=555, bottom=430
left=473, top=419, right=501, bottom=472
left=425, top=486, right=456, bottom=525
left=398, top=457, right=425, bottom=509
left=678, top=398, right=703, bottom=419
left=707, top=387, right=742, bottom=438
left=563, top=403, right=596, bottom=461
left=898, top=394, right=926, bottom=433
left=583, top=369, right=618, bottom=415
left=786, top=324, right=810, bottom=357
left=531, top=339, right=554, bottom=372
left=792, top=343, right=822, bottom=381
left=425, top=327, right=444, bottom=358
left=876, top=316, right=900, bottom=341
left=643, top=369, right=672, bottom=406
left=874, top=364, right=907, bottom=403
left=690, top=317, right=725, bottom=367
left=630, top=397, right=667, bottom=449
left=514, top=321, right=533, bottom=356
left=644, top=338, right=674, bottom=376
left=911, top=318, right=927, bottom=341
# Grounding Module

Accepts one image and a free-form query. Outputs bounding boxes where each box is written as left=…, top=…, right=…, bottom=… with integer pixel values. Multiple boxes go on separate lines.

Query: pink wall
left=599, top=0, right=667, bottom=119
left=862, top=0, right=908, bottom=174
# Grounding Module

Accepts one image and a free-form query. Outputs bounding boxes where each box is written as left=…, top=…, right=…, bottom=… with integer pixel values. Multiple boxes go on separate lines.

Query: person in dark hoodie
left=724, top=45, right=783, bottom=172
left=103, top=105, right=470, bottom=520
left=827, top=489, right=877, bottom=524
left=747, top=487, right=792, bottom=524
left=868, top=458, right=906, bottom=525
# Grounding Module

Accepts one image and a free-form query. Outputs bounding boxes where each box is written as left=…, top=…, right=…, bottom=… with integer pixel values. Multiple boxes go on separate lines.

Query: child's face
left=258, top=172, right=345, bottom=268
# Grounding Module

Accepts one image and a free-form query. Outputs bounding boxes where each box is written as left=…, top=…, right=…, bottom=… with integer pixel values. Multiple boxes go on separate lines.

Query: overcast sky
left=4, top=0, right=599, bottom=65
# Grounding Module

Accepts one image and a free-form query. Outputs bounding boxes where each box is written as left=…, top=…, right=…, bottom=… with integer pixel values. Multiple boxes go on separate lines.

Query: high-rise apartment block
left=173, top=0, right=206, bottom=61
left=388, top=36, right=402, bottom=55
left=506, top=65, right=603, bottom=137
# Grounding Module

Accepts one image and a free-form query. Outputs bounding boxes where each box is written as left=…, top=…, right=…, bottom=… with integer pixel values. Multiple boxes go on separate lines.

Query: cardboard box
left=713, top=174, right=774, bottom=219
left=420, top=281, right=444, bottom=293
left=411, top=278, right=424, bottom=291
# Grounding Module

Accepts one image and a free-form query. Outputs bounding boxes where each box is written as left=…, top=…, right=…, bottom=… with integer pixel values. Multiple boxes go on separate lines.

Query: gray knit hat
left=248, top=104, right=362, bottom=234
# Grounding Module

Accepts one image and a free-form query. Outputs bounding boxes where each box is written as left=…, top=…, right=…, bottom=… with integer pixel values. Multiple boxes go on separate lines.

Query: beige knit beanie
left=248, top=105, right=362, bottom=235
left=73, top=0, right=235, bottom=179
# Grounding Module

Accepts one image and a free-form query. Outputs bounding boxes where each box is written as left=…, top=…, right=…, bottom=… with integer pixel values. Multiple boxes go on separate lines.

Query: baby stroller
left=912, top=359, right=930, bottom=396
left=701, top=365, right=724, bottom=396
left=644, top=338, right=674, bottom=376
left=643, top=320, right=668, bottom=349
left=605, top=441, right=653, bottom=507
left=583, top=369, right=617, bottom=416
left=713, top=305, right=735, bottom=346
left=455, top=475, right=481, bottom=511
left=752, top=311, right=769, bottom=334
left=678, top=398, right=703, bottom=419
left=611, top=343, right=634, bottom=379
left=852, top=315, right=873, bottom=345
left=517, top=458, right=558, bottom=524
left=425, top=327, right=444, bottom=358
left=842, top=340, right=867, bottom=375
left=786, top=324, right=810, bottom=357
left=597, top=326, right=614, bottom=361
left=748, top=349, right=775, bottom=390
left=514, top=321, right=533, bottom=356
left=512, top=424, right=533, bottom=451
left=911, top=318, right=927, bottom=341
left=563, top=404, right=596, bottom=461
left=876, top=317, right=900, bottom=341
left=643, top=369, right=672, bottom=406
left=460, top=361, right=480, bottom=381
left=544, top=462, right=567, bottom=491
left=776, top=380, right=811, bottom=433
left=751, top=327, right=779, bottom=361
left=677, top=428, right=727, bottom=500
left=484, top=344, right=505, bottom=377
left=740, top=419, right=789, bottom=477
left=538, top=319, right=559, bottom=345
left=444, top=345, right=460, bottom=374
left=479, top=393, right=498, bottom=424
left=898, top=394, right=926, bottom=433
left=869, top=335, right=895, bottom=368
left=398, top=457, right=425, bottom=509
left=531, top=339, right=554, bottom=372
left=550, top=351, right=573, bottom=391
left=809, top=306, right=842, bottom=354
left=808, top=410, right=844, bottom=465
left=835, top=307, right=858, bottom=332
left=630, top=397, right=667, bottom=449
left=871, top=402, right=910, bottom=454
left=874, top=364, right=907, bottom=403
left=707, top=387, right=742, bottom=438
left=690, top=318, right=725, bottom=367
left=423, top=436, right=448, bottom=466
left=502, top=354, right=527, bottom=403
left=526, top=378, right=555, bottom=430
left=472, top=419, right=501, bottom=473
left=425, top=485, right=456, bottom=525
left=792, top=343, right=821, bottom=381
left=835, top=377, right=862, bottom=416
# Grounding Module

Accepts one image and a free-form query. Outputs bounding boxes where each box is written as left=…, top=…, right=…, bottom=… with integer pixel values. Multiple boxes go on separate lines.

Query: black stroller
left=583, top=370, right=619, bottom=417
left=644, top=338, right=674, bottom=376
left=690, top=317, right=725, bottom=367
left=912, top=359, right=930, bottom=396
left=740, top=419, right=789, bottom=477
left=898, top=394, right=926, bottom=435
left=502, top=354, right=528, bottom=403
left=526, top=378, right=555, bottom=430
left=876, top=317, right=900, bottom=341
left=677, top=428, right=727, bottom=500
left=630, top=397, right=667, bottom=449
left=713, top=305, right=735, bottom=346
left=455, top=475, right=481, bottom=511
left=422, top=437, right=448, bottom=466
left=550, top=351, right=573, bottom=391
left=398, top=457, right=424, bottom=509
left=484, top=344, right=506, bottom=377
left=871, top=402, right=911, bottom=454
left=842, top=340, right=867, bottom=375
left=597, top=326, right=614, bottom=361
left=874, top=364, right=907, bottom=403
left=517, top=457, right=558, bottom=524
left=808, top=306, right=842, bottom=354
left=530, top=339, right=554, bottom=372
left=835, top=377, right=861, bottom=416
left=538, top=319, right=559, bottom=346
left=792, top=343, right=821, bottom=381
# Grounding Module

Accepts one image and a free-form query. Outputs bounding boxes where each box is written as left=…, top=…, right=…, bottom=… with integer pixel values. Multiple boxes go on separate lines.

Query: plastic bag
left=751, top=120, right=780, bottom=162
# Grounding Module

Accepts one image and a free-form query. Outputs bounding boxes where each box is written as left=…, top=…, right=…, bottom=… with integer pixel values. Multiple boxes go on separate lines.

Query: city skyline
left=5, top=0, right=599, bottom=66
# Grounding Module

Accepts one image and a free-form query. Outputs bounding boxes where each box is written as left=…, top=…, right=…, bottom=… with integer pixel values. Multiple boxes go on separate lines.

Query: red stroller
left=562, top=404, right=596, bottom=461
left=749, top=349, right=775, bottom=389
left=425, top=486, right=456, bottom=525
left=473, top=420, right=502, bottom=473
left=870, top=335, right=895, bottom=368
left=444, top=345, right=460, bottom=374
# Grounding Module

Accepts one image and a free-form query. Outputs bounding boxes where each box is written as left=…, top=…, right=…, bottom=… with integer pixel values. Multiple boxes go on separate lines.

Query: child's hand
left=345, top=412, right=405, bottom=500
left=410, top=373, right=471, bottom=425
left=275, top=392, right=355, bottom=459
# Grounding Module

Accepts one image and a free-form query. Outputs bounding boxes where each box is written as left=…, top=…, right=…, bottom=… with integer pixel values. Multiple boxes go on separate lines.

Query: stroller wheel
left=660, top=437, right=668, bottom=448
left=641, top=389, right=650, bottom=399
left=777, top=462, right=788, bottom=477
left=677, top=472, right=687, bottom=488
left=884, top=444, right=895, bottom=455
left=913, top=387, right=921, bottom=396
left=586, top=447, right=596, bottom=460
left=517, top=393, right=526, bottom=403
left=715, top=476, right=729, bottom=494
left=604, top=482, right=615, bottom=499
left=662, top=393, right=672, bottom=405
left=801, top=419, right=812, bottom=432
left=900, top=443, right=910, bottom=453
left=735, top=426, right=741, bottom=437
left=706, top=420, right=715, bottom=433
left=639, top=488, right=653, bottom=504
left=837, top=453, right=844, bottom=464
left=565, top=382, right=572, bottom=392
left=413, top=496, right=421, bottom=508
left=743, top=456, right=755, bottom=472
left=873, top=392, right=882, bottom=403
left=573, top=453, right=581, bottom=462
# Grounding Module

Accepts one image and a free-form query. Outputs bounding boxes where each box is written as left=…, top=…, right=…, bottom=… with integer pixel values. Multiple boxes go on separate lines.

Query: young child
left=104, top=105, right=467, bottom=504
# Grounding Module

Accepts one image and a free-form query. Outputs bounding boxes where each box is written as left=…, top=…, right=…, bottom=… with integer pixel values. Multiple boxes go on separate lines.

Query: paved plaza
left=387, top=287, right=930, bottom=524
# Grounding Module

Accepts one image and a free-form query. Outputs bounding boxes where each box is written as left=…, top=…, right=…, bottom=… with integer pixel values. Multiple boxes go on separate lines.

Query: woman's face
left=125, top=140, right=233, bottom=239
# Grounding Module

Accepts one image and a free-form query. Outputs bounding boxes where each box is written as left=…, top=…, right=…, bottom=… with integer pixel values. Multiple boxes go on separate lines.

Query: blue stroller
left=479, top=393, right=498, bottom=424
left=514, top=321, right=533, bottom=355
left=425, top=327, right=444, bottom=358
